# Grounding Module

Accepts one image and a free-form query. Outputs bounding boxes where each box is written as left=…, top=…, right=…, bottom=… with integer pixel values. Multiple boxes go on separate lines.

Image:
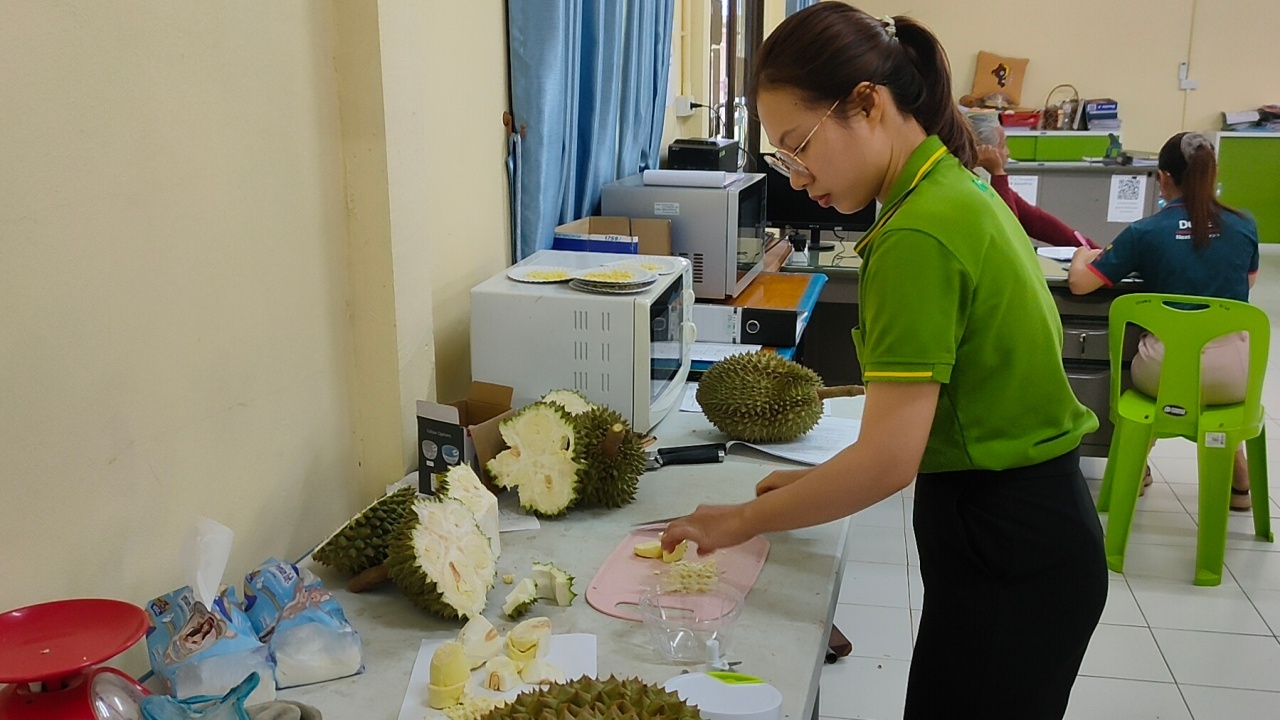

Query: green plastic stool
left=1096, top=293, right=1273, bottom=586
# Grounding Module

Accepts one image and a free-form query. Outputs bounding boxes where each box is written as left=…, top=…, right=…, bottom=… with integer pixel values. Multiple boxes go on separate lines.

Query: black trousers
left=903, top=449, right=1108, bottom=720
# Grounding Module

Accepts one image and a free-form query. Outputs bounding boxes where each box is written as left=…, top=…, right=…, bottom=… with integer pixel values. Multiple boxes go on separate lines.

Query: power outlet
left=674, top=95, right=695, bottom=117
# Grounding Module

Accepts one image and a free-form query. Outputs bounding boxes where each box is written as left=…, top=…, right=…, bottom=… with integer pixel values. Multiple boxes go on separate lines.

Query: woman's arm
left=661, top=381, right=939, bottom=553
left=1068, top=247, right=1106, bottom=294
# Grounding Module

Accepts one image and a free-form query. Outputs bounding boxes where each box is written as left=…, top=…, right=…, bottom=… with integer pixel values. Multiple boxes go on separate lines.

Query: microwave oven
left=469, top=250, right=696, bottom=433
left=600, top=173, right=766, bottom=300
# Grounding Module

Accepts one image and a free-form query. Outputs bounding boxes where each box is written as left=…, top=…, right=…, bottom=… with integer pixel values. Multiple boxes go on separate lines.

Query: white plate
left=1036, top=246, right=1077, bottom=262
left=507, top=266, right=575, bottom=283
left=572, top=266, right=658, bottom=285
left=606, top=257, right=683, bottom=276
left=397, top=633, right=598, bottom=720
left=569, top=279, right=655, bottom=295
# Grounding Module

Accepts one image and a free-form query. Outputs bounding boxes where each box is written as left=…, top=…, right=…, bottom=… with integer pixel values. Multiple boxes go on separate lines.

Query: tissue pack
left=244, top=558, right=363, bottom=688
left=144, top=585, right=275, bottom=704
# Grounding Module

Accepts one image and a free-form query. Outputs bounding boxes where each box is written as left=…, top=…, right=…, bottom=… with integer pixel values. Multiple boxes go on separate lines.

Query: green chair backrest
left=1108, top=293, right=1270, bottom=437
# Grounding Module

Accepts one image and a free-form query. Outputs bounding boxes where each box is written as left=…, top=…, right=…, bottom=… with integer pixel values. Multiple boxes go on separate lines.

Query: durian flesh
left=501, top=577, right=539, bottom=619
left=482, top=656, right=521, bottom=692
left=458, top=615, right=503, bottom=669
left=428, top=641, right=471, bottom=709
left=385, top=496, right=497, bottom=620
left=505, top=616, right=551, bottom=668
left=440, top=464, right=501, bottom=558
left=539, top=389, right=596, bottom=416
left=632, top=540, right=663, bottom=559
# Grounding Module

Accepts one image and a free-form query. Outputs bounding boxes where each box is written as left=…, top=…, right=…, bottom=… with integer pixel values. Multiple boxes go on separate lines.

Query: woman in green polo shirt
left=662, top=5, right=1107, bottom=719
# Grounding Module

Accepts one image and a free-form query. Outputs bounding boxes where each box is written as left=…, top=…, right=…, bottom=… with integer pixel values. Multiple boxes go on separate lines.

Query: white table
left=279, top=397, right=863, bottom=720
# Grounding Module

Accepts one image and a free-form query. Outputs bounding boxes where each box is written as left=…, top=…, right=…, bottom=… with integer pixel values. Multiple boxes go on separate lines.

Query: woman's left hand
left=661, top=503, right=755, bottom=555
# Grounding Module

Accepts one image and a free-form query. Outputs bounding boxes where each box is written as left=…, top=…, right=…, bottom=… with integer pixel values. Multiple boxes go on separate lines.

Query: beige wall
left=0, top=0, right=509, bottom=674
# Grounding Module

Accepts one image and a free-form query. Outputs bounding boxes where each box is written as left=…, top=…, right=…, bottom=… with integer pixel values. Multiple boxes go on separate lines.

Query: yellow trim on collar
left=864, top=371, right=936, bottom=378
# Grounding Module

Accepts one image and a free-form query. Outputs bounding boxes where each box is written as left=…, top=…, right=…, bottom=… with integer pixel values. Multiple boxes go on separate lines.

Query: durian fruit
left=427, top=641, right=471, bottom=709
left=662, top=540, right=688, bottom=564
left=385, top=496, right=497, bottom=620
left=458, top=615, right=503, bottom=669
left=488, top=403, right=580, bottom=516
left=518, top=658, right=565, bottom=686
left=570, top=406, right=647, bottom=509
left=632, top=540, right=663, bottom=559
left=531, top=562, right=577, bottom=607
left=502, top=578, right=539, bottom=619
left=482, top=656, right=521, bottom=692
left=504, top=616, right=551, bottom=668
left=310, top=486, right=416, bottom=574
left=478, top=676, right=703, bottom=720
left=439, top=464, right=501, bottom=557
left=540, top=389, right=596, bottom=416
left=697, top=352, right=864, bottom=443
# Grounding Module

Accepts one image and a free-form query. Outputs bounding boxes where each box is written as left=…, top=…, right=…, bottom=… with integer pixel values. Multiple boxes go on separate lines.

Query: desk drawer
left=1062, top=323, right=1110, bottom=361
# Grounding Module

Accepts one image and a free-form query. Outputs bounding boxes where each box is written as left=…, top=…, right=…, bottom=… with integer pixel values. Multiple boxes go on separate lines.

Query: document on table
left=725, top=415, right=861, bottom=466
left=680, top=383, right=702, bottom=412
left=691, top=342, right=762, bottom=363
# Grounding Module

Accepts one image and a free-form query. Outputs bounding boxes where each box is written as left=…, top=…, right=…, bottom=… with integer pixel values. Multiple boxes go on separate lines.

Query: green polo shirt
left=852, top=135, right=1097, bottom=473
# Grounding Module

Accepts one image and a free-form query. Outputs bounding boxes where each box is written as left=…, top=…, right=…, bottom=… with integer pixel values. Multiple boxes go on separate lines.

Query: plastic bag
left=244, top=558, right=363, bottom=688
left=141, top=671, right=257, bottom=720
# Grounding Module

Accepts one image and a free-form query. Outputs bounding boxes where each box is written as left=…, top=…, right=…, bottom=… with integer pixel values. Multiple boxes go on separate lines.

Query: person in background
left=969, top=113, right=1098, bottom=249
left=662, top=5, right=1107, bottom=719
left=1068, top=132, right=1259, bottom=511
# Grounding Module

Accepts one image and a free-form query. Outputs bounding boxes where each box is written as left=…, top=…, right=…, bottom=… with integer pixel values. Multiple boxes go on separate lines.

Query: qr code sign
left=1117, top=176, right=1142, bottom=202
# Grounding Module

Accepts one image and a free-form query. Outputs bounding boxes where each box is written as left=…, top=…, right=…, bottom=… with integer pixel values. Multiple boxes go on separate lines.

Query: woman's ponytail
left=892, top=16, right=976, bottom=169
left=1158, top=132, right=1239, bottom=250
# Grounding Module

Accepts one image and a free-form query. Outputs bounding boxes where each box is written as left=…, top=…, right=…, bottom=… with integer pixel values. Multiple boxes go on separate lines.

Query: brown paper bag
left=971, top=51, right=1030, bottom=107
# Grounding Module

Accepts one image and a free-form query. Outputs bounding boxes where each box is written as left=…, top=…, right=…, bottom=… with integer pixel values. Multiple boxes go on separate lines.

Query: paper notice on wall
left=1107, top=175, right=1147, bottom=223
left=1007, top=175, right=1040, bottom=206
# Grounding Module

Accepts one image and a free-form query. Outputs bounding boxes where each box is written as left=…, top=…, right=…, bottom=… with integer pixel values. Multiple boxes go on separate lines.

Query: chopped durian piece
left=385, top=496, right=497, bottom=619
left=482, top=656, right=521, bottom=692
left=427, top=641, right=471, bottom=708
left=633, top=540, right=663, bottom=559
left=505, top=616, right=551, bottom=666
left=518, top=658, right=565, bottom=686
left=662, top=540, right=689, bottom=563
left=502, top=574, right=515, bottom=585
left=501, top=577, right=539, bottom=619
left=666, top=559, right=721, bottom=594
left=531, top=562, right=577, bottom=607
left=442, top=697, right=507, bottom=720
left=457, top=615, right=503, bottom=669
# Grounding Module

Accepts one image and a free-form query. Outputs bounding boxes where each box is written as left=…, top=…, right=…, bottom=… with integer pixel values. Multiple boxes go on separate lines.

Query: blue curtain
left=786, top=0, right=817, bottom=15
left=507, top=0, right=675, bottom=260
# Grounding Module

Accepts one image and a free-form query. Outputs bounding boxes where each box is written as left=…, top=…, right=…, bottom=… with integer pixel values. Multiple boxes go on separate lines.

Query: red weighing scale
left=0, top=598, right=151, bottom=720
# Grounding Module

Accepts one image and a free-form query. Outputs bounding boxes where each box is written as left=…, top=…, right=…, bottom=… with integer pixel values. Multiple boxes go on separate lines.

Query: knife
left=644, top=443, right=726, bottom=472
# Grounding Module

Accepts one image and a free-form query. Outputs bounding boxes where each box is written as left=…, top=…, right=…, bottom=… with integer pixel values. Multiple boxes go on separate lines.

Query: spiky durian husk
left=311, top=486, right=416, bottom=574
left=479, top=675, right=702, bottom=720
left=540, top=389, right=596, bottom=416
left=571, top=407, right=645, bottom=509
left=488, top=403, right=581, bottom=517
left=385, top=496, right=496, bottom=619
left=697, top=352, right=825, bottom=443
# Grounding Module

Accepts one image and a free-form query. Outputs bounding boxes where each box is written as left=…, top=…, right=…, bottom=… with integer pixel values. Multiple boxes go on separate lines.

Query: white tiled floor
left=818, top=247, right=1280, bottom=720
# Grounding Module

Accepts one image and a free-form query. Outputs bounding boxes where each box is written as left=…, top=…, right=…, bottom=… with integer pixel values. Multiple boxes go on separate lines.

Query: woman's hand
left=661, top=504, right=755, bottom=555
left=976, top=144, right=1007, bottom=175
left=756, top=468, right=809, bottom=496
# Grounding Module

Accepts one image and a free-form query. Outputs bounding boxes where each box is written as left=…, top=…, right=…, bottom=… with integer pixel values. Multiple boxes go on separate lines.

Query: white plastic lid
left=663, top=672, right=783, bottom=720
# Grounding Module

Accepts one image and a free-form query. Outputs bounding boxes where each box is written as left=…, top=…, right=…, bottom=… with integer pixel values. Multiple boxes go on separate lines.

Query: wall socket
left=1178, top=61, right=1198, bottom=91
left=674, top=95, right=695, bottom=117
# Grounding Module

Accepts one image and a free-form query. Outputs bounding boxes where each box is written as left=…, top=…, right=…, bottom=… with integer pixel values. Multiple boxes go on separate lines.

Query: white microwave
left=469, top=250, right=696, bottom=432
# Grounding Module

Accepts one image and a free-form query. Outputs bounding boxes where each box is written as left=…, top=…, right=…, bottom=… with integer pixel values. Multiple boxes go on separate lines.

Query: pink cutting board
left=586, top=526, right=769, bottom=622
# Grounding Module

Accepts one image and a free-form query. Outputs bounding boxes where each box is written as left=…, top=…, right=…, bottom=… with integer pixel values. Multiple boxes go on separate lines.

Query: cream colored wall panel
left=1184, top=0, right=1280, bottom=134
left=0, top=0, right=361, bottom=640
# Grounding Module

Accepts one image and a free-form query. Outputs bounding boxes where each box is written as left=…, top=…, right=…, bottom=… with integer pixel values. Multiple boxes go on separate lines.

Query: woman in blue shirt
left=1068, top=132, right=1260, bottom=510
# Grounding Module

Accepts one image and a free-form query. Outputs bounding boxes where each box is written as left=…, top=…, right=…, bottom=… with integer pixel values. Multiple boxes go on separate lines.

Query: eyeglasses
left=765, top=98, right=842, bottom=179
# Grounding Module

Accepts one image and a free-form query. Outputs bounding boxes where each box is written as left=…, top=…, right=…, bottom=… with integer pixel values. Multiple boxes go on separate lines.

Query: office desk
left=279, top=400, right=859, bottom=720
left=783, top=244, right=1140, bottom=457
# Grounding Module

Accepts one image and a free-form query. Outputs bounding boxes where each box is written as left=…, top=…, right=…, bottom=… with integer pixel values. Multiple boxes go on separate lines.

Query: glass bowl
left=637, top=582, right=744, bottom=664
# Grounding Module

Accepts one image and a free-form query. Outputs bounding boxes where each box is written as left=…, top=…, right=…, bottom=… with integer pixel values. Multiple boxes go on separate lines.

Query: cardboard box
left=552, top=216, right=671, bottom=256
left=416, top=381, right=513, bottom=493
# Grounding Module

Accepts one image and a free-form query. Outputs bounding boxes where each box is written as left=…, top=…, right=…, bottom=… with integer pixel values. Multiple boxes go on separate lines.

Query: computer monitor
left=763, top=155, right=875, bottom=251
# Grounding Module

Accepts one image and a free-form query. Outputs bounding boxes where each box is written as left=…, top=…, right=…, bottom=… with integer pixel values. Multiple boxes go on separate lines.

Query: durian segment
left=530, top=562, right=576, bottom=606
left=501, top=577, right=539, bottom=619
left=517, top=658, right=565, bottom=686
left=385, top=496, right=497, bottom=619
left=444, top=697, right=507, bottom=720
left=458, top=615, right=503, bottom=669
left=539, top=389, right=596, bottom=416
left=515, top=452, right=581, bottom=516
left=427, top=641, right=471, bottom=709
left=481, top=656, right=521, bottom=692
left=310, top=486, right=416, bottom=574
left=440, top=464, right=501, bottom=558
left=697, top=352, right=827, bottom=442
left=632, top=540, right=663, bottom=559
left=505, top=616, right=551, bottom=667
left=487, top=404, right=581, bottom=517
left=662, top=540, right=689, bottom=563
left=477, top=675, right=703, bottom=720
left=570, top=407, right=646, bottom=509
